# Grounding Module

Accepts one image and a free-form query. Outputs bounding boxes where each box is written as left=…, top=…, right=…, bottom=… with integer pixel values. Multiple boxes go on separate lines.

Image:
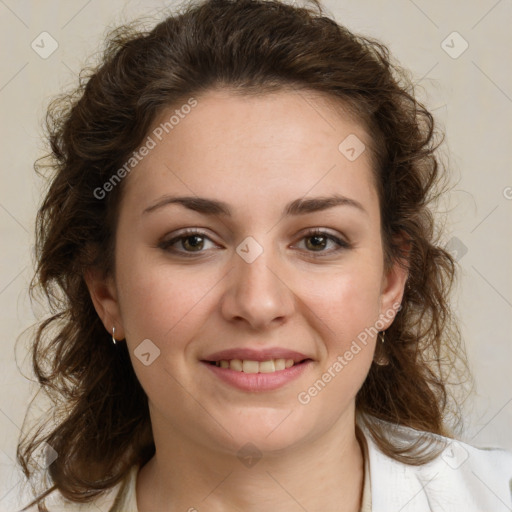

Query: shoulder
left=19, top=466, right=138, bottom=512
left=360, top=420, right=512, bottom=512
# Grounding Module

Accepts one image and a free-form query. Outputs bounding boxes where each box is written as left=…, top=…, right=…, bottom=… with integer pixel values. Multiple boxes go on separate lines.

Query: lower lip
left=202, top=360, right=313, bottom=392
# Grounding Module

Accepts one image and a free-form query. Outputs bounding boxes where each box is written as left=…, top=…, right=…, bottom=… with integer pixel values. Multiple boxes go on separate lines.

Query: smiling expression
left=94, top=87, right=406, bottom=454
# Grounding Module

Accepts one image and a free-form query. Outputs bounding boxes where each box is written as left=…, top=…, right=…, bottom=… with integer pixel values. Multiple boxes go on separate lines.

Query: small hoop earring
left=112, top=326, right=117, bottom=345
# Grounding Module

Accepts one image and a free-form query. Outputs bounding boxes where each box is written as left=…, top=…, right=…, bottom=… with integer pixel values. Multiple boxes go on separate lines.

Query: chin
left=211, top=408, right=314, bottom=455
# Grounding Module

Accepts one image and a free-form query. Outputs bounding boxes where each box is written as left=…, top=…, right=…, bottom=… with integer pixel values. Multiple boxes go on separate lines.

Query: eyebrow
left=142, top=193, right=367, bottom=217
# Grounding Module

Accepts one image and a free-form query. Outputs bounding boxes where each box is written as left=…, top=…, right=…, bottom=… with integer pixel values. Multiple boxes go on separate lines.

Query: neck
left=137, top=410, right=365, bottom=512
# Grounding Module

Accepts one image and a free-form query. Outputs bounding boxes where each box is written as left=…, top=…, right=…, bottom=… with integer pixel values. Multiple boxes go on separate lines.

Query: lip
left=203, top=347, right=311, bottom=363
left=201, top=359, right=313, bottom=392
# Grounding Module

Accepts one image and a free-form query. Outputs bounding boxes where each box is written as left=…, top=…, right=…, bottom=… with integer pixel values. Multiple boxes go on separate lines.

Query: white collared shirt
left=24, top=421, right=512, bottom=511
left=361, top=420, right=512, bottom=511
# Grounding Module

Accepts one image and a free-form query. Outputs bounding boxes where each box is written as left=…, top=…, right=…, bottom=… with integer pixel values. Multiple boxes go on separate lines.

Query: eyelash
left=158, top=228, right=351, bottom=258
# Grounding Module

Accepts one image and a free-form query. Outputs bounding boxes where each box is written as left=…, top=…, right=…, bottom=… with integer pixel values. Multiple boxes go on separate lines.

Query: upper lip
left=203, top=348, right=311, bottom=363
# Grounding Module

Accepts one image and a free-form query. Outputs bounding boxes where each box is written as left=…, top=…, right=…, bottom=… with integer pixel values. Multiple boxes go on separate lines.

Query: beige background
left=1, top=0, right=511, bottom=509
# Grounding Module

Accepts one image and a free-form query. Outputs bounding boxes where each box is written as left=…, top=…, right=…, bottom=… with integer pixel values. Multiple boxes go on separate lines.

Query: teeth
left=230, top=359, right=243, bottom=371
left=259, top=360, right=275, bottom=373
left=274, top=359, right=286, bottom=371
left=214, top=358, right=300, bottom=373
left=242, top=360, right=259, bottom=374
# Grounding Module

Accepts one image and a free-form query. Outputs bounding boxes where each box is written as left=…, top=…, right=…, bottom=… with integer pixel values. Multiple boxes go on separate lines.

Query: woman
left=18, top=0, right=512, bottom=511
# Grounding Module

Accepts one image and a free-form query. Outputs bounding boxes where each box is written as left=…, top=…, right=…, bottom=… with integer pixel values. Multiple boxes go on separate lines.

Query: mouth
left=201, top=348, right=313, bottom=391
left=200, top=350, right=313, bottom=392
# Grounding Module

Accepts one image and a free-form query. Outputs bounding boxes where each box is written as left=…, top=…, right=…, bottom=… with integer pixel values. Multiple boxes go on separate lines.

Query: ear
left=84, top=267, right=125, bottom=340
left=378, top=239, right=409, bottom=328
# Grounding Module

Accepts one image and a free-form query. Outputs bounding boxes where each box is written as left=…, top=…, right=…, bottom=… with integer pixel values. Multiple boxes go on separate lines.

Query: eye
left=295, top=229, right=350, bottom=256
left=158, top=228, right=351, bottom=258
left=158, top=229, right=219, bottom=256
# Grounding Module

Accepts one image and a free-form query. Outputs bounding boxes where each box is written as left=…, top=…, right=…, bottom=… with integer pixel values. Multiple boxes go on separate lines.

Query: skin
left=86, top=88, right=408, bottom=511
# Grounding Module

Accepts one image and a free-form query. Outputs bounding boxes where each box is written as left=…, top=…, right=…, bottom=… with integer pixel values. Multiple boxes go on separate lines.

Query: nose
left=220, top=240, right=295, bottom=331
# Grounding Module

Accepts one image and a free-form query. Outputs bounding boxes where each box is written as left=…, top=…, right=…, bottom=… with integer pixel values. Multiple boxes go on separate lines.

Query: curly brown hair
left=18, top=0, right=468, bottom=508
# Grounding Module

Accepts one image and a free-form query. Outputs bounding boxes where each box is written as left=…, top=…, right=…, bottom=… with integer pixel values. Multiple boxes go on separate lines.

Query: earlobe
left=83, top=267, right=125, bottom=339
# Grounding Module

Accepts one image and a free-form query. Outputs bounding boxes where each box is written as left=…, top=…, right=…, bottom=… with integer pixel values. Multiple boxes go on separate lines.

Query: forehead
left=120, top=88, right=378, bottom=220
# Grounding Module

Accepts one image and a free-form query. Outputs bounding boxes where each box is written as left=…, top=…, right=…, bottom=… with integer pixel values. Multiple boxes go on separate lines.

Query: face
left=88, top=88, right=406, bottom=456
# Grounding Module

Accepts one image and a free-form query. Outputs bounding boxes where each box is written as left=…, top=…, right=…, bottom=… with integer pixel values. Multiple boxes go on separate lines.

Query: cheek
left=115, top=260, right=216, bottom=405
left=117, top=260, right=216, bottom=348
left=296, top=271, right=380, bottom=412
left=301, top=263, right=383, bottom=344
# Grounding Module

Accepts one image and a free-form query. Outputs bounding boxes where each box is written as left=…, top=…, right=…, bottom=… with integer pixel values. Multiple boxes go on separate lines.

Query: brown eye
left=158, top=230, right=218, bottom=256
left=305, top=234, right=328, bottom=251
left=296, top=229, right=350, bottom=257
left=181, top=235, right=205, bottom=251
